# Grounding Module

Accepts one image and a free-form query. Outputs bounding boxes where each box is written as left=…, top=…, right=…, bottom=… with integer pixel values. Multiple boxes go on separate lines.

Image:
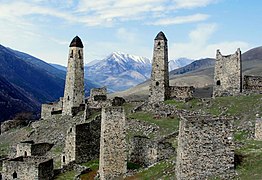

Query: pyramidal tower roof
left=154, top=31, right=167, bottom=41
left=69, top=36, right=84, bottom=48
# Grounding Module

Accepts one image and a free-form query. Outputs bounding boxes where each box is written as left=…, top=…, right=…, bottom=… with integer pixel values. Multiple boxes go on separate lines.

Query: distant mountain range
left=0, top=44, right=98, bottom=121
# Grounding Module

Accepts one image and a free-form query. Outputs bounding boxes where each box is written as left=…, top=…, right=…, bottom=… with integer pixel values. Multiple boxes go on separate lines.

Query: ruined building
left=243, top=75, right=262, bottom=93
left=62, top=36, right=85, bottom=115
left=61, top=117, right=101, bottom=167
left=16, top=141, right=53, bottom=157
left=255, top=118, right=262, bottom=140
left=213, top=49, right=242, bottom=97
left=176, top=115, right=235, bottom=179
left=149, top=31, right=169, bottom=103
left=99, top=107, right=127, bottom=180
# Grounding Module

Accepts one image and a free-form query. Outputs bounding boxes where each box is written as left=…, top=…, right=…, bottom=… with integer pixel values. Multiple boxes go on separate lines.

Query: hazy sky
left=0, top=0, right=261, bottom=65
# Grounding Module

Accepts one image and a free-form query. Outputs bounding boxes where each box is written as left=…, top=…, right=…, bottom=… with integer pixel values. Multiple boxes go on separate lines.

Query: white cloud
left=170, top=23, right=250, bottom=59
left=172, top=0, right=216, bottom=9
left=150, top=13, right=209, bottom=25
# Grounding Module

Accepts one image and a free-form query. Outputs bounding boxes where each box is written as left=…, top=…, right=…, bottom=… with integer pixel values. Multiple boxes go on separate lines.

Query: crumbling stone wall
left=149, top=32, right=169, bottom=103
left=169, top=86, right=194, bottom=101
left=41, top=97, right=63, bottom=119
left=213, top=49, right=242, bottom=97
left=99, top=107, right=126, bottom=180
left=129, top=136, right=175, bottom=167
left=2, top=156, right=53, bottom=180
left=176, top=115, right=235, bottom=180
left=243, top=75, right=262, bottom=93
left=62, top=116, right=101, bottom=167
left=255, top=118, right=262, bottom=140
left=16, top=141, right=53, bottom=157
left=88, top=87, right=111, bottom=109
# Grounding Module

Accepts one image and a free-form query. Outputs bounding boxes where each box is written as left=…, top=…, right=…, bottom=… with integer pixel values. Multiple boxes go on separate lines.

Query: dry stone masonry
left=99, top=107, right=127, bottom=180
left=2, top=156, right=53, bottom=180
left=255, top=118, right=262, bottom=140
left=62, top=36, right=85, bottom=115
left=243, top=75, right=262, bottom=93
left=213, top=49, right=242, bottom=97
left=16, top=141, right=53, bottom=157
left=88, top=87, right=111, bottom=109
left=169, top=86, right=195, bottom=101
left=149, top=31, right=169, bottom=103
left=61, top=116, right=101, bottom=167
left=176, top=115, right=235, bottom=180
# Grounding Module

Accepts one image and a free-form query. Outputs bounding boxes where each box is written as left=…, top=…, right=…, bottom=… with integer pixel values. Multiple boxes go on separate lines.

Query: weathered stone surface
left=213, top=49, right=242, bottom=97
left=62, top=37, right=85, bottom=116
left=149, top=31, right=169, bottom=103
left=61, top=116, right=101, bottom=167
left=129, top=135, right=175, bottom=167
left=243, top=75, right=262, bottom=93
left=169, top=86, right=195, bottom=101
left=176, top=115, right=235, bottom=180
left=88, top=87, right=111, bottom=109
left=41, top=97, right=63, bottom=119
left=2, top=156, right=53, bottom=180
left=255, top=118, right=262, bottom=140
left=16, top=140, right=53, bottom=157
left=112, top=96, right=126, bottom=106
left=99, top=107, right=127, bottom=180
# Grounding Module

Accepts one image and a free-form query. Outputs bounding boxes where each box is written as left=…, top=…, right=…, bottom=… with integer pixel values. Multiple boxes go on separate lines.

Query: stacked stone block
left=243, top=75, right=262, bottom=93
left=2, top=156, right=53, bottom=180
left=169, top=86, right=194, bottom=101
left=99, top=107, right=127, bottom=180
left=213, top=49, right=242, bottom=97
left=149, top=31, right=169, bottom=103
left=88, top=87, right=111, bottom=109
left=176, top=115, right=235, bottom=180
left=62, top=117, right=101, bottom=167
left=16, top=141, right=53, bottom=157
left=41, top=97, right=63, bottom=119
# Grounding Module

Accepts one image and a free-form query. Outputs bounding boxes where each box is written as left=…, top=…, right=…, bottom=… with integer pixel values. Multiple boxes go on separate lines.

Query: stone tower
left=213, top=48, right=242, bottom=97
left=149, top=31, right=169, bottom=103
left=62, top=36, right=85, bottom=115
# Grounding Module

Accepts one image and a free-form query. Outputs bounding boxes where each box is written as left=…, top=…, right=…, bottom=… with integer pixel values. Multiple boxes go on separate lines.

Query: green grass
left=54, top=170, right=76, bottom=180
left=125, top=160, right=176, bottom=180
left=0, top=143, right=9, bottom=156
left=81, top=159, right=99, bottom=171
left=164, top=98, right=200, bottom=110
left=128, top=112, right=180, bottom=135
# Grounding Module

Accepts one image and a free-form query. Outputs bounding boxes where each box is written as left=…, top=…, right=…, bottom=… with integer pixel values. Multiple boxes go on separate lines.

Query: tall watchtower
left=62, top=36, right=85, bottom=115
left=149, top=31, right=169, bottom=103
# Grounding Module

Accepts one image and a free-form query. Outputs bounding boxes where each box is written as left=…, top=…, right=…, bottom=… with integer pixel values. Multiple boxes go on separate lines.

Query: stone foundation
left=243, top=75, right=262, bottom=93
left=255, top=118, right=262, bottom=140
left=169, top=86, right=194, bottom=101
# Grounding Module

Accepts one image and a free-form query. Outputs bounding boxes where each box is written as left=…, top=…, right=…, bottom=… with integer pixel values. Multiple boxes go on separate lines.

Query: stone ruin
left=149, top=31, right=195, bottom=104
left=87, top=87, right=111, bottom=109
left=2, top=156, right=53, bottom=180
left=243, top=75, right=262, bottom=93
left=61, top=116, right=101, bottom=167
left=41, top=97, right=63, bottom=119
left=213, top=49, right=242, bottom=97
left=129, top=135, right=175, bottom=167
left=16, top=140, right=53, bottom=157
left=99, top=106, right=127, bottom=180
left=255, top=118, right=262, bottom=140
left=176, top=115, right=235, bottom=180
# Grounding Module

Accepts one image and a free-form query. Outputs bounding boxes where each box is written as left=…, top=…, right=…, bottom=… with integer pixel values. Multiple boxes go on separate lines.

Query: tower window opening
left=78, top=50, right=82, bottom=59
left=216, top=80, right=221, bottom=86
left=156, top=81, right=159, bottom=86
left=24, top=151, right=27, bottom=157
left=63, top=156, right=65, bottom=162
left=70, top=50, right=73, bottom=58
left=13, top=171, right=17, bottom=179
left=67, top=96, right=70, bottom=100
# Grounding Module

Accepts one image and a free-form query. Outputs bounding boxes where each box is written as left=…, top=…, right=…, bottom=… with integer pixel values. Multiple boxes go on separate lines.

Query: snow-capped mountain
left=85, top=52, right=151, bottom=91
left=169, top=58, right=194, bottom=71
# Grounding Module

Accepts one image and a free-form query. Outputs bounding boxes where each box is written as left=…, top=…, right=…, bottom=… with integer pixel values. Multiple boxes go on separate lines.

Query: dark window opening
left=157, top=42, right=161, bottom=46
left=78, top=50, right=82, bottom=59
left=67, top=96, right=70, bottom=100
left=70, top=50, right=73, bottom=58
left=156, top=81, right=159, bottom=86
left=216, top=80, right=221, bottom=86
left=69, top=128, right=72, bottom=133
left=13, top=171, right=17, bottom=179
left=24, top=151, right=27, bottom=157
left=94, top=95, right=107, bottom=101
left=63, top=156, right=65, bottom=162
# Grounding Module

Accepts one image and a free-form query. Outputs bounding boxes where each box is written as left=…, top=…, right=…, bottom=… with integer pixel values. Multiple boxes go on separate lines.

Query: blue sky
left=0, top=0, right=261, bottom=65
